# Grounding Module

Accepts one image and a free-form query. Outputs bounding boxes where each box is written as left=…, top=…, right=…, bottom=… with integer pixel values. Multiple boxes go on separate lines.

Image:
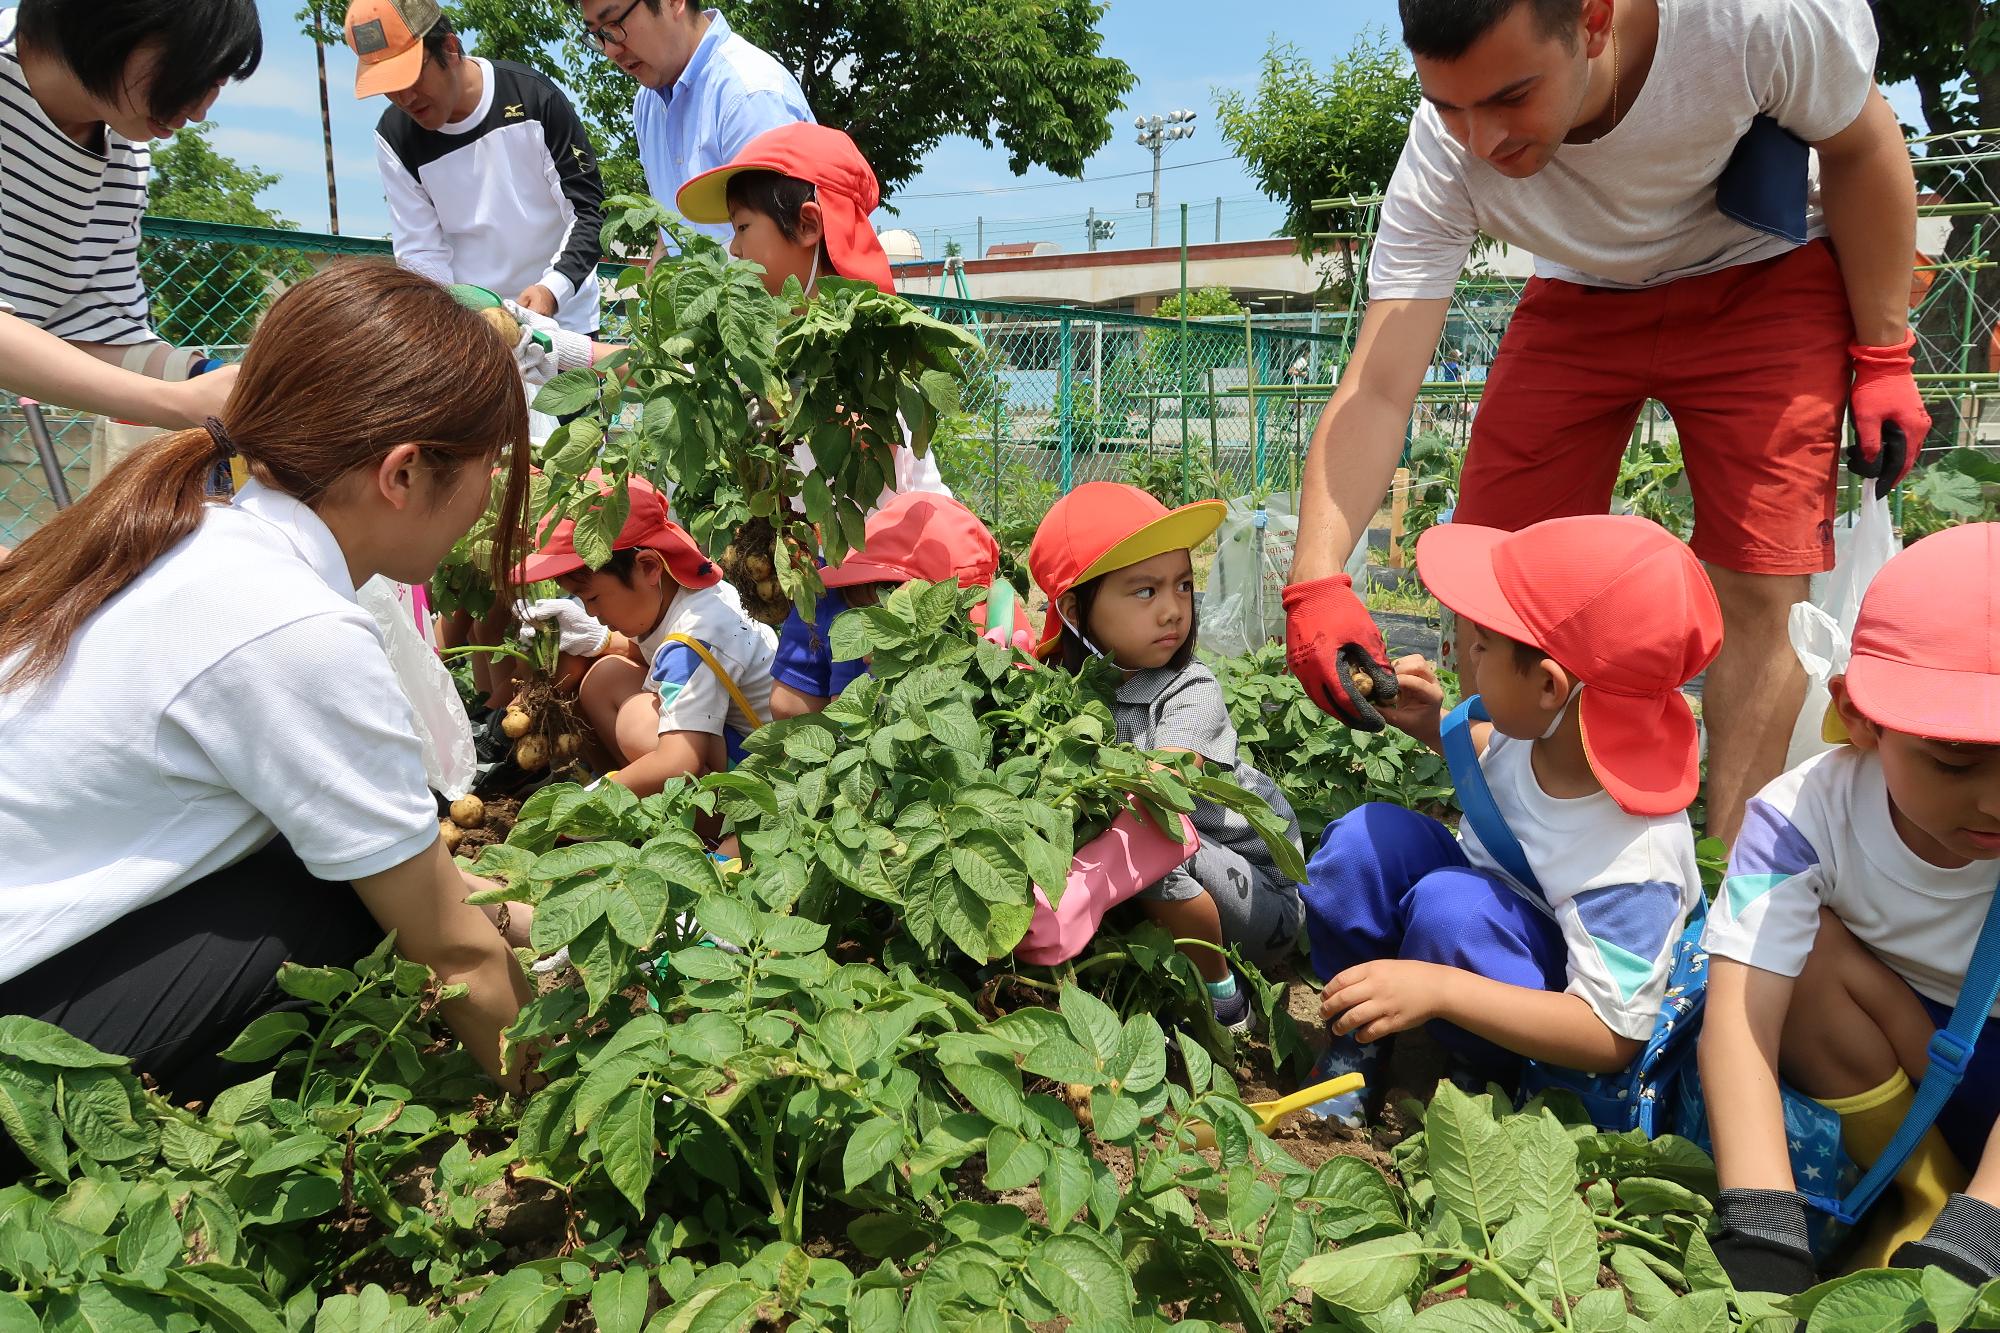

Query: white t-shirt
left=1705, top=746, right=2000, bottom=1016
left=0, top=482, right=441, bottom=983
left=647, top=583, right=777, bottom=755
left=1460, top=731, right=1703, bottom=1040
left=1367, top=0, right=1877, bottom=297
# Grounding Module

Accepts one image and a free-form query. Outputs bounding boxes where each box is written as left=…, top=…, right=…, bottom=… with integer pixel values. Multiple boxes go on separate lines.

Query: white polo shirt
left=0, top=481, right=441, bottom=983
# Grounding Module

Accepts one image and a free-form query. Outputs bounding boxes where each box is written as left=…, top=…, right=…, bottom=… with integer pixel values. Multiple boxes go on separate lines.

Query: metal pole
left=20, top=401, right=73, bottom=509
left=1214, top=197, right=1222, bottom=244
left=1179, top=203, right=1190, bottom=502
left=1246, top=309, right=1263, bottom=491
left=1058, top=316, right=1075, bottom=493
left=1093, top=320, right=1103, bottom=421
left=1150, top=142, right=1163, bottom=248
left=977, top=217, right=984, bottom=258
left=1957, top=222, right=1985, bottom=453
left=1087, top=207, right=1097, bottom=253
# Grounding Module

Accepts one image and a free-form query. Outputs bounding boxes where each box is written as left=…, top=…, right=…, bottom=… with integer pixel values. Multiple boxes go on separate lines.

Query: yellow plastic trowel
left=1186, top=1073, right=1366, bottom=1150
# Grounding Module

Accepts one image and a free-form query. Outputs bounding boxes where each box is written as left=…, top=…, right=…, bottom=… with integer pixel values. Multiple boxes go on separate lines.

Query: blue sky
left=211, top=0, right=1921, bottom=257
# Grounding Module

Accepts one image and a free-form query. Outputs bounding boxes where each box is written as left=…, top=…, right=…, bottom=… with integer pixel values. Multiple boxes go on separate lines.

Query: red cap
left=515, top=473, right=721, bottom=589
left=822, top=493, right=1001, bottom=590
left=1027, top=482, right=1225, bottom=660
left=1416, top=515, right=1723, bottom=816
left=1844, top=522, right=2000, bottom=744
left=675, top=124, right=896, bottom=293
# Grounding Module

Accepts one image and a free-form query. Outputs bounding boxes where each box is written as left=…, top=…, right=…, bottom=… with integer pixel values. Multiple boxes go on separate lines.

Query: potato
left=501, top=707, right=533, bottom=739
left=449, top=795, right=486, bottom=829
left=755, top=579, right=780, bottom=600
left=439, top=819, right=464, bottom=852
left=1349, top=669, right=1374, bottom=701
left=746, top=554, right=774, bottom=580
left=554, top=733, right=582, bottom=760
left=514, top=736, right=548, bottom=771
left=476, top=304, right=521, bottom=345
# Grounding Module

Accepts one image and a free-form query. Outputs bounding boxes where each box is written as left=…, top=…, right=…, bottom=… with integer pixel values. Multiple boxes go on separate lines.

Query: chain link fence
left=3, top=132, right=1995, bottom=548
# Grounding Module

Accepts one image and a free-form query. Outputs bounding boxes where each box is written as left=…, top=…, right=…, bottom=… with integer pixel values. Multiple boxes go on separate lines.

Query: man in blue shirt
left=573, top=0, right=812, bottom=247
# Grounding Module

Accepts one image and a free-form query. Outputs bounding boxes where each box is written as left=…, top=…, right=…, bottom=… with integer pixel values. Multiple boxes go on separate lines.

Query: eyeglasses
left=582, top=0, right=645, bottom=50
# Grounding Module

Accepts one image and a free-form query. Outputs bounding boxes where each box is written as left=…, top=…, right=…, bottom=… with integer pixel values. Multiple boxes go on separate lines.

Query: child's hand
left=1374, top=655, right=1445, bottom=743
left=1320, top=959, right=1457, bottom=1043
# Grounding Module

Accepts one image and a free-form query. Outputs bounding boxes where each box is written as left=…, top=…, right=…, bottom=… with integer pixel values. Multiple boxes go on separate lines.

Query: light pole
left=1135, top=109, right=1197, bottom=248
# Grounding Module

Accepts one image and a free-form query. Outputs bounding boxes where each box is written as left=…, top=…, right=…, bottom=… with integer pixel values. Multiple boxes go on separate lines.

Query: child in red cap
left=514, top=474, right=775, bottom=794
left=675, top=122, right=948, bottom=503
left=1029, top=482, right=1306, bottom=1034
left=1300, top=514, right=1720, bottom=1124
left=769, top=492, right=1027, bottom=720
left=1702, top=522, right=2000, bottom=1296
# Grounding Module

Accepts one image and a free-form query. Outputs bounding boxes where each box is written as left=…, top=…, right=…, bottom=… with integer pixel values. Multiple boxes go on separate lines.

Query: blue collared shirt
left=633, top=10, right=813, bottom=247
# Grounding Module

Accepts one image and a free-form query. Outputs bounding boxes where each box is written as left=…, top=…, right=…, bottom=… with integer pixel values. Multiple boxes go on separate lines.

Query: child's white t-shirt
left=648, top=583, right=778, bottom=753
left=1459, top=731, right=1703, bottom=1040
left=1704, top=746, right=2000, bottom=1016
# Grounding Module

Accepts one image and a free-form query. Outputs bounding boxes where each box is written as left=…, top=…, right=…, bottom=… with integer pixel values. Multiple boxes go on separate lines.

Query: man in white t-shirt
left=1282, top=0, right=1932, bottom=846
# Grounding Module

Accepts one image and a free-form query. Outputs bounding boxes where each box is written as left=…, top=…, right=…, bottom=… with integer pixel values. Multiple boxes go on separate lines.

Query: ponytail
left=0, top=260, right=529, bottom=691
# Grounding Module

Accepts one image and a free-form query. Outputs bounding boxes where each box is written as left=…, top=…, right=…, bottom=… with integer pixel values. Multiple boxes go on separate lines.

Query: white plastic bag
left=357, top=576, right=479, bottom=800
left=1203, top=493, right=1369, bottom=657
left=1784, top=495, right=1899, bottom=768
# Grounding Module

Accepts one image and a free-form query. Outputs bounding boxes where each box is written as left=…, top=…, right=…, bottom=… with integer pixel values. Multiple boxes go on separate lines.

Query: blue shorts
left=1300, top=802, right=1568, bottom=1081
left=772, top=591, right=868, bottom=699
left=1915, top=995, right=2000, bottom=1172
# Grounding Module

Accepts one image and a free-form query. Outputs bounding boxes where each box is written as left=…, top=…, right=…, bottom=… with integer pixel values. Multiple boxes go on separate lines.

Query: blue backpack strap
left=1816, top=883, right=2000, bottom=1223
left=1441, top=696, right=1545, bottom=901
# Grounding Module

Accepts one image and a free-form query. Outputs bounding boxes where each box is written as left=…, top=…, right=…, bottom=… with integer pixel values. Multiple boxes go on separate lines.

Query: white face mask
left=1541, top=680, right=1585, bottom=740
left=1058, top=606, right=1113, bottom=664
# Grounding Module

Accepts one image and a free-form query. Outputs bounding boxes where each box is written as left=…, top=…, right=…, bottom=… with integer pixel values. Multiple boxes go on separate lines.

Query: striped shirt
left=0, top=8, right=155, bottom=344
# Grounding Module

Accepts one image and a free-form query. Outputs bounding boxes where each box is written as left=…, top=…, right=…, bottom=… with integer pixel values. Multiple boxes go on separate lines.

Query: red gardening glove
left=1283, top=573, right=1399, bottom=732
left=1847, top=331, right=1930, bottom=498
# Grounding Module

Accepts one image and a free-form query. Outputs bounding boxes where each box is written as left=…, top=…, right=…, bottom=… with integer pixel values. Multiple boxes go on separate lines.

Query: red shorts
left=1452, top=239, right=1852, bottom=576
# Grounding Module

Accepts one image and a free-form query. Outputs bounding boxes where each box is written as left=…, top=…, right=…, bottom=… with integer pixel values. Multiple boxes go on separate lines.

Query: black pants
left=0, top=839, right=385, bottom=1106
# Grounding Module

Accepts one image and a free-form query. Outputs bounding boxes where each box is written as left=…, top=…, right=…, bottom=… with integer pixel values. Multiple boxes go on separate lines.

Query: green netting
left=3, top=135, right=1996, bottom=548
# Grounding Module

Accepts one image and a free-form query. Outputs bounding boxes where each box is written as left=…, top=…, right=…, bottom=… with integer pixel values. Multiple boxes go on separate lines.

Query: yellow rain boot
left=1818, top=1070, right=1969, bottom=1270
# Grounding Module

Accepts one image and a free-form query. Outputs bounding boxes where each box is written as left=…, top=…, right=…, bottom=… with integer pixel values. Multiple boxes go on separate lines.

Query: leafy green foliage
left=1214, top=30, right=1421, bottom=255
left=1902, top=447, right=2000, bottom=541
left=534, top=202, right=977, bottom=619
left=1210, top=642, right=1457, bottom=842
left=716, top=580, right=1304, bottom=964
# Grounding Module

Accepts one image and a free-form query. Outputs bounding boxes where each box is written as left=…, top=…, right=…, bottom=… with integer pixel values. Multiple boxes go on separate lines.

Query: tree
left=294, top=1, right=345, bottom=232
left=1214, top=30, right=1418, bottom=260
left=435, top=0, right=1135, bottom=207
left=145, top=124, right=311, bottom=347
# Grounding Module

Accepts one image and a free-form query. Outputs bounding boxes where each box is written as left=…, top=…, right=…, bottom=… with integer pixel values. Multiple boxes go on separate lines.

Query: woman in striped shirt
left=1, top=0, right=260, bottom=427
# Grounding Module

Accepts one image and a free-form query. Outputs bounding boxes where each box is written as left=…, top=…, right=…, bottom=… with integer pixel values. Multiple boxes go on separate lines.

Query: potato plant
left=1, top=594, right=1990, bottom=1328
left=528, top=200, right=978, bottom=624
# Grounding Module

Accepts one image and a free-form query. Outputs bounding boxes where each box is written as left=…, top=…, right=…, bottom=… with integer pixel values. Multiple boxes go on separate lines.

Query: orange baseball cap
left=1416, top=514, right=1723, bottom=816
left=515, top=473, right=722, bottom=589
left=1026, top=482, right=1224, bottom=661
left=1840, top=522, right=2000, bottom=745
left=676, top=124, right=896, bottom=293
left=345, top=0, right=442, bottom=99
left=821, top=493, right=1001, bottom=590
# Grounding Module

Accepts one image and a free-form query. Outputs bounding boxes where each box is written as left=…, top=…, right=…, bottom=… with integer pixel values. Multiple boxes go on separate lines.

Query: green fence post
left=1246, top=311, right=1263, bottom=493
left=1179, top=203, right=1190, bottom=503
left=990, top=391, right=1003, bottom=521
left=1058, top=315, right=1075, bottom=493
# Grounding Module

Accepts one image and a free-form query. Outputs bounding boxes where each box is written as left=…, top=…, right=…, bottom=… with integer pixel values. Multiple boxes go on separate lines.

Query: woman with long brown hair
left=0, top=261, right=536, bottom=1101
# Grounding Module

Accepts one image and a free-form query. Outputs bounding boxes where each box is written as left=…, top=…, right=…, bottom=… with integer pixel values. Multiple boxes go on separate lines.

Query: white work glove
left=514, top=598, right=612, bottom=657
left=501, top=299, right=593, bottom=392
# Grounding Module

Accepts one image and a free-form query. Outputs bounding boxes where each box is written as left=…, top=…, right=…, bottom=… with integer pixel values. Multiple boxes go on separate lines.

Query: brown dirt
left=510, top=679, right=594, bottom=785
left=451, top=796, right=520, bottom=855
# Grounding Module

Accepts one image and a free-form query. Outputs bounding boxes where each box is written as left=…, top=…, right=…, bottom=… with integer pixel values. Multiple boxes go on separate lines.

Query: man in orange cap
left=1702, top=522, right=2000, bottom=1295
left=1300, top=514, right=1719, bottom=1124
left=345, top=0, right=607, bottom=338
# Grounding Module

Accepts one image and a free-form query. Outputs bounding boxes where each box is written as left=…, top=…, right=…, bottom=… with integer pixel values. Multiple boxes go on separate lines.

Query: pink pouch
left=1017, top=807, right=1199, bottom=965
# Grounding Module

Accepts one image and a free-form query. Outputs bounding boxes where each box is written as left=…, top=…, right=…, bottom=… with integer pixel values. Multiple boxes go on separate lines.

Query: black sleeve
left=528, top=71, right=607, bottom=293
